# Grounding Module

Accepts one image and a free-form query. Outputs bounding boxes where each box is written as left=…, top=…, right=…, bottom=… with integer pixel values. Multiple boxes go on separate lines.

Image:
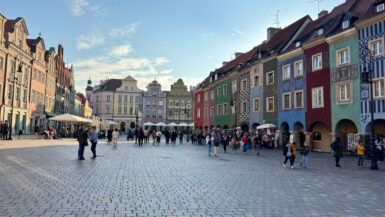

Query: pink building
left=92, top=79, right=121, bottom=120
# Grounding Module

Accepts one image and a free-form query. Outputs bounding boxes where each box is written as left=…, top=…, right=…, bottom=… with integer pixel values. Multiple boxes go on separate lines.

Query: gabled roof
left=4, top=17, right=29, bottom=35
left=26, top=37, right=46, bottom=53
left=76, top=93, right=87, bottom=104
left=123, top=75, right=136, bottom=81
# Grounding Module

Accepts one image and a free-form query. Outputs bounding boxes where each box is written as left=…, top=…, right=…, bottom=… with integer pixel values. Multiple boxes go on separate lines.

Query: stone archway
left=280, top=122, right=290, bottom=146
left=294, top=122, right=305, bottom=147
left=365, top=119, right=385, bottom=136
left=309, top=121, right=332, bottom=152
left=335, top=119, right=358, bottom=152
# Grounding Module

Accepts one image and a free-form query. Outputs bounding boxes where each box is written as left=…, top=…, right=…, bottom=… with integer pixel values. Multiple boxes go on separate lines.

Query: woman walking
left=112, top=128, right=119, bottom=148
left=213, top=132, right=220, bottom=157
left=138, top=127, right=145, bottom=147
left=206, top=134, right=212, bottom=157
left=221, top=133, right=228, bottom=153
left=300, top=143, right=309, bottom=168
left=330, top=137, right=343, bottom=167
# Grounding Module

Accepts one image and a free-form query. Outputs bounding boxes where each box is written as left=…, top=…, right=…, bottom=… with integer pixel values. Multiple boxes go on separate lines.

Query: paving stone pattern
left=0, top=137, right=385, bottom=217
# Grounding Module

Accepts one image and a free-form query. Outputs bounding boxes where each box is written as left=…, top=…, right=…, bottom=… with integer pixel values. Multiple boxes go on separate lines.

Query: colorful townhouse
left=142, top=80, right=167, bottom=125
left=27, top=37, right=47, bottom=133
left=214, top=75, right=231, bottom=130
left=326, top=0, right=371, bottom=151
left=193, top=85, right=205, bottom=130
left=44, top=47, right=56, bottom=127
left=357, top=0, right=385, bottom=136
left=166, top=79, right=193, bottom=125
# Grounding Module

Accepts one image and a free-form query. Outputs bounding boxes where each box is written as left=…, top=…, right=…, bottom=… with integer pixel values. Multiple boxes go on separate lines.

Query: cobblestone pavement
left=0, top=137, right=385, bottom=217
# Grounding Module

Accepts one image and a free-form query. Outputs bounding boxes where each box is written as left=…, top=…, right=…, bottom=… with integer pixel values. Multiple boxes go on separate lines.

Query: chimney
left=222, top=61, right=228, bottom=66
left=267, top=27, right=281, bottom=41
left=318, top=10, right=328, bottom=18
left=235, top=52, right=243, bottom=58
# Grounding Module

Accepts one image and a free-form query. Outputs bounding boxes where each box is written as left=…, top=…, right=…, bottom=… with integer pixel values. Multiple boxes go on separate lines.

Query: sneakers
left=91, top=156, right=96, bottom=159
left=78, top=157, right=85, bottom=160
left=291, top=166, right=295, bottom=169
left=283, top=164, right=286, bottom=168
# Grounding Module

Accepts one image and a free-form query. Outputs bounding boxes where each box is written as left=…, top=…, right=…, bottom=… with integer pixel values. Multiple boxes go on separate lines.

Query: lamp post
left=8, top=55, right=23, bottom=140
left=360, top=44, right=378, bottom=170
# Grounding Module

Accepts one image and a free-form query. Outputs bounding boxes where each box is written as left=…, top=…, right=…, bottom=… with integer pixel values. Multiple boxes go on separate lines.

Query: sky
left=2, top=0, right=345, bottom=93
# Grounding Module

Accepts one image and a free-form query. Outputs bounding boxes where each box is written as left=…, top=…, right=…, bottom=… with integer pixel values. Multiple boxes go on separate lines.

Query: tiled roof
left=359, top=0, right=384, bottom=21
left=94, top=79, right=122, bottom=92
left=76, top=93, right=87, bottom=104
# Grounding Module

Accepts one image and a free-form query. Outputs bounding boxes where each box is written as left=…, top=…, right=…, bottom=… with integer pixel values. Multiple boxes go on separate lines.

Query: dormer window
left=318, top=28, right=324, bottom=36
left=295, top=41, right=301, bottom=48
left=214, top=74, right=218, bottom=80
left=258, top=53, right=261, bottom=59
left=342, top=21, right=349, bottom=29
left=377, top=3, right=385, bottom=12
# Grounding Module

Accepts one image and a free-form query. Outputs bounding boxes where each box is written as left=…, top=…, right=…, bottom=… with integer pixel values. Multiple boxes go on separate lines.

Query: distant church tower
left=86, top=78, right=93, bottom=105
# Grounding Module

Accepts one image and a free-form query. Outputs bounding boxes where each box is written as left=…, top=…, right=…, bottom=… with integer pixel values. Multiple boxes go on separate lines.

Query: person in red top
left=241, top=134, right=249, bottom=152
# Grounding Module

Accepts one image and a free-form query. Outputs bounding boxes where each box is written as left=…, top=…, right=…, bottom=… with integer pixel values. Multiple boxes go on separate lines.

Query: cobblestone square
left=0, top=137, right=385, bottom=217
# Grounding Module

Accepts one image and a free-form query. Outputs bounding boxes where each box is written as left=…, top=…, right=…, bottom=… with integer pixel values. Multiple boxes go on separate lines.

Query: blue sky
left=3, top=0, right=344, bottom=93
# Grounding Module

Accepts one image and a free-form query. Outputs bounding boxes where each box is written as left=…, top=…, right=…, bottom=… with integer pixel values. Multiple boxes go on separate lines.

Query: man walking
left=89, top=126, right=98, bottom=159
left=2, top=121, right=8, bottom=140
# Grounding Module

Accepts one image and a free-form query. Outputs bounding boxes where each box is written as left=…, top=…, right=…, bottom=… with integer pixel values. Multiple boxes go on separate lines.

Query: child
left=300, top=143, right=310, bottom=168
left=356, top=141, right=365, bottom=167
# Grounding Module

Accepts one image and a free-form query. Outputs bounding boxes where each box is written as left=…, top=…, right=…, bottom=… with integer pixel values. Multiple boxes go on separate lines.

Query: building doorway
left=335, top=119, right=358, bottom=152
left=309, top=121, right=332, bottom=152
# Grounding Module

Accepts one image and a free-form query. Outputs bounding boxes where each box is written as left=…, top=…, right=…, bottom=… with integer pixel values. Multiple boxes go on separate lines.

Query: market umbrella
left=155, top=122, right=166, bottom=127
left=168, top=122, right=178, bottom=127
left=143, top=122, right=155, bottom=126
left=109, top=121, right=119, bottom=125
left=49, top=113, right=91, bottom=124
left=188, top=123, right=195, bottom=127
left=179, top=122, right=188, bottom=127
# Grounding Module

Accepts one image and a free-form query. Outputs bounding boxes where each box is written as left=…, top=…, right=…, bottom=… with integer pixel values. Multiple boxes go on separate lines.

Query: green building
left=215, top=78, right=231, bottom=129
left=327, top=25, right=361, bottom=151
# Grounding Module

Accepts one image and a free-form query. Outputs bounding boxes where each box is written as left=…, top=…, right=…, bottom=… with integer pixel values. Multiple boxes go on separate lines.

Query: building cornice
left=326, top=28, right=357, bottom=44
left=356, top=13, right=385, bottom=29
left=277, top=48, right=303, bottom=62
left=303, top=38, right=326, bottom=50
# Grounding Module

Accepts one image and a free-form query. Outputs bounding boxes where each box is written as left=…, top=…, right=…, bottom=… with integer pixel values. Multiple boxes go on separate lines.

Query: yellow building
left=113, top=76, right=143, bottom=130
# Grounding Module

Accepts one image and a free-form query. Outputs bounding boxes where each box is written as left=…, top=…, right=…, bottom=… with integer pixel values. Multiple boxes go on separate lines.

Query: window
left=223, top=103, right=227, bottom=115
left=312, top=87, right=324, bottom=108
left=217, top=104, right=222, bottom=115
left=204, top=92, right=208, bottom=101
left=373, top=79, right=385, bottom=99
left=106, top=95, right=110, bottom=102
left=124, top=107, right=128, bottom=114
left=16, top=87, right=20, bottom=101
left=0, top=57, right=3, bottom=69
left=242, top=102, right=247, bottom=113
left=266, top=71, right=274, bottom=85
left=210, top=107, right=214, bottom=117
left=118, top=107, right=122, bottom=114
left=266, top=97, right=274, bottom=112
left=118, top=95, right=122, bottom=102
left=337, top=82, right=352, bottom=104
left=124, top=95, right=128, bottom=102
left=152, top=100, right=157, bottom=106
left=169, top=99, right=173, bottom=106
left=152, top=110, right=156, bottom=117
left=294, top=91, right=304, bottom=108
left=295, top=41, right=301, bottom=48
left=125, top=86, right=128, bottom=91
left=377, top=3, right=384, bottom=12
left=294, top=61, right=303, bottom=77
left=312, top=53, right=322, bottom=71
left=129, top=107, right=133, bottom=115
left=158, top=110, right=163, bottom=118
left=370, top=39, right=384, bottom=57
left=8, top=84, right=13, bottom=99
left=242, top=80, right=247, bottom=91
left=174, top=111, right=179, bottom=119
left=197, top=94, right=201, bottom=103
left=159, top=100, right=163, bottom=106
left=217, top=87, right=221, bottom=97
left=342, top=20, right=349, bottom=29
left=197, top=108, right=201, bottom=118
left=282, top=64, right=291, bottom=80
left=168, top=111, right=173, bottom=117
left=253, top=98, right=260, bottom=112
left=175, top=100, right=179, bottom=107
left=223, top=84, right=227, bottom=96
left=210, top=90, right=214, bottom=100
left=232, top=80, right=237, bottom=93
left=337, top=48, right=350, bottom=66
left=181, top=100, right=185, bottom=107
left=317, top=28, right=324, bottom=35
left=282, top=93, right=291, bottom=110
left=130, top=95, right=133, bottom=102
left=204, top=108, right=208, bottom=118
left=254, top=75, right=260, bottom=87
left=146, top=100, right=150, bottom=106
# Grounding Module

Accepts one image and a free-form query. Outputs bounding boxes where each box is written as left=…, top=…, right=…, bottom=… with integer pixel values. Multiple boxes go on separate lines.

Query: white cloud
left=69, top=0, right=89, bottom=16
left=77, top=32, right=105, bottom=50
left=154, top=57, right=170, bottom=66
left=109, top=44, right=133, bottom=57
left=89, top=4, right=107, bottom=17
left=231, top=28, right=247, bottom=37
left=109, top=23, right=141, bottom=38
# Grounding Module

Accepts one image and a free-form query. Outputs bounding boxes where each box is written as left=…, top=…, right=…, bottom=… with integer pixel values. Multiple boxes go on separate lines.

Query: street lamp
left=360, top=43, right=378, bottom=170
left=9, top=55, right=23, bottom=140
